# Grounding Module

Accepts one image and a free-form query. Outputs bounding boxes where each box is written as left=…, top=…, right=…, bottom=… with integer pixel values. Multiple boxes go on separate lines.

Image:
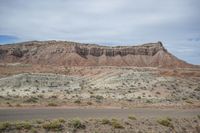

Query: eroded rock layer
left=0, top=41, right=193, bottom=67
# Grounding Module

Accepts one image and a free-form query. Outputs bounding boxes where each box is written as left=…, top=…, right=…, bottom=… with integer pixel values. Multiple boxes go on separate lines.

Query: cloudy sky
left=0, top=0, right=200, bottom=64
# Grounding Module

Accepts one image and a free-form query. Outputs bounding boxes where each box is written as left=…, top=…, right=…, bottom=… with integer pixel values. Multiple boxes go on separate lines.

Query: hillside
left=0, top=41, right=199, bottom=109
left=0, top=40, right=193, bottom=68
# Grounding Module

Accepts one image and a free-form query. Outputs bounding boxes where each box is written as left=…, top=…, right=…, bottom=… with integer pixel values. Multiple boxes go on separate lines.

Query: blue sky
left=0, top=0, right=200, bottom=64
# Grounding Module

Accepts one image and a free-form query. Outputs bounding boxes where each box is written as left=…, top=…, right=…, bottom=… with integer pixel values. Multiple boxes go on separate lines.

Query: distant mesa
left=0, top=40, right=194, bottom=68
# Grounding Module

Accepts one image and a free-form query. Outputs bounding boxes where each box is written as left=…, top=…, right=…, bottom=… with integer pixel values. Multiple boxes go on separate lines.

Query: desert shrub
left=127, top=99, right=133, bottom=102
left=6, top=102, right=11, bottom=106
left=146, top=100, right=153, bottom=103
left=90, top=95, right=104, bottom=103
left=166, top=117, right=172, bottom=121
left=69, top=119, right=85, bottom=129
left=96, top=95, right=104, bottom=103
left=194, top=87, right=200, bottom=91
left=137, top=96, right=141, bottom=99
left=101, top=119, right=111, bottom=125
left=50, top=95, right=58, bottom=99
left=57, top=118, right=65, bottom=123
left=185, top=100, right=193, bottom=104
left=156, top=91, right=161, bottom=95
left=30, top=128, right=38, bottom=133
left=35, top=119, right=43, bottom=124
left=111, top=119, right=124, bottom=129
left=42, top=120, right=62, bottom=131
left=24, top=89, right=30, bottom=92
left=0, top=122, right=12, bottom=131
left=128, top=115, right=137, bottom=120
left=24, top=97, right=38, bottom=103
left=182, top=97, right=187, bottom=100
left=65, top=90, right=70, bottom=94
left=47, top=102, right=58, bottom=106
left=91, top=95, right=104, bottom=100
left=197, top=115, right=200, bottom=119
left=16, top=104, right=21, bottom=107
left=87, top=101, right=92, bottom=105
left=157, top=117, right=173, bottom=128
left=88, top=91, right=94, bottom=94
left=74, top=99, right=81, bottom=104
left=15, top=121, right=32, bottom=130
left=37, top=95, right=44, bottom=98
left=48, top=90, right=53, bottom=92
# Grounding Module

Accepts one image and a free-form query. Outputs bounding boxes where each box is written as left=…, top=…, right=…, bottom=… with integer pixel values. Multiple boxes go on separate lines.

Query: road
left=0, top=108, right=199, bottom=121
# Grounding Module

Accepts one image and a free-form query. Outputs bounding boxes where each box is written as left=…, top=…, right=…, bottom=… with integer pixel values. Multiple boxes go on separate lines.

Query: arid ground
left=0, top=64, right=200, bottom=132
left=0, top=64, right=199, bottom=108
left=0, top=42, right=200, bottom=132
left=0, top=108, right=200, bottom=133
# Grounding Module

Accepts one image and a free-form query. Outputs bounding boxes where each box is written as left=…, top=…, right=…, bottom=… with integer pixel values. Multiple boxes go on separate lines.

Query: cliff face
left=74, top=41, right=166, bottom=57
left=0, top=41, right=193, bottom=68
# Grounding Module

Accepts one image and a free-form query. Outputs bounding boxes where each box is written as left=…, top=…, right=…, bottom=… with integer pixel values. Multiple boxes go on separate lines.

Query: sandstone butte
left=0, top=40, right=194, bottom=68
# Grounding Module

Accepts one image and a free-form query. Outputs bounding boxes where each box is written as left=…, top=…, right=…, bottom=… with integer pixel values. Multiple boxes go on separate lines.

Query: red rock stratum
left=0, top=41, right=193, bottom=67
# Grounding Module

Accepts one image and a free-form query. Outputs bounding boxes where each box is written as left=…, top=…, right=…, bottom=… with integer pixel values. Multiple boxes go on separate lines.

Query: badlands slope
left=0, top=41, right=199, bottom=108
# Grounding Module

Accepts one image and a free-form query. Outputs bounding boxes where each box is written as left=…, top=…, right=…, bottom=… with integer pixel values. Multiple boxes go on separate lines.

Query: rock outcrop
left=0, top=40, right=193, bottom=68
left=74, top=41, right=166, bottom=57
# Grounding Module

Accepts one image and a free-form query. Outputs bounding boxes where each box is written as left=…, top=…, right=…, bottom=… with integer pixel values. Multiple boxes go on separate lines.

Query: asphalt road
left=0, top=108, right=199, bottom=121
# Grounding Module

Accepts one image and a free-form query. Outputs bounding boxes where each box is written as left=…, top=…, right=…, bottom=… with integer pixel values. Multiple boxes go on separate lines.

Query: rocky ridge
left=0, top=40, right=193, bottom=67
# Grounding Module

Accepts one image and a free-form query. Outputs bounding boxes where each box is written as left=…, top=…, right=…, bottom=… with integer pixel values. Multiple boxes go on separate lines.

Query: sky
left=0, top=0, right=200, bottom=64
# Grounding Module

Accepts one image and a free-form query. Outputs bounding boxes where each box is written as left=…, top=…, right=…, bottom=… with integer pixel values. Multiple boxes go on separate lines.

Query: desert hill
left=0, top=40, right=193, bottom=68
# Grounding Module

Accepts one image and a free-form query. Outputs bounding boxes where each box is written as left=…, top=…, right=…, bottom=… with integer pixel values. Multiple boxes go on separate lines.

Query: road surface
left=0, top=108, right=199, bottom=121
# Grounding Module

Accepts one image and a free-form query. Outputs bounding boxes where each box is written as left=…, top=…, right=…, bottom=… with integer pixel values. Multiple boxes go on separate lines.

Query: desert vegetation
left=0, top=116, right=200, bottom=133
left=0, top=66, right=199, bottom=108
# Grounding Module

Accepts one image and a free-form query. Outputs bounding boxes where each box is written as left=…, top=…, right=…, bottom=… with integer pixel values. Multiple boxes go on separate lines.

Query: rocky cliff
left=0, top=40, right=193, bottom=68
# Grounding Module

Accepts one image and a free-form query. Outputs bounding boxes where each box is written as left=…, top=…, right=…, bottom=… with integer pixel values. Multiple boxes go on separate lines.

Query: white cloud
left=0, top=0, right=200, bottom=64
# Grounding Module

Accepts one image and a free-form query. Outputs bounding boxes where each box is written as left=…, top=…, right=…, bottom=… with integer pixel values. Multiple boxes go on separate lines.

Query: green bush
left=87, top=102, right=92, bottom=105
left=69, top=119, right=85, bottom=129
left=24, top=97, right=38, bottom=103
left=101, top=119, right=111, bottom=125
left=15, top=121, right=32, bottom=130
left=128, top=115, right=137, bottom=120
left=185, top=100, right=193, bottom=104
left=95, top=95, right=104, bottom=100
left=197, top=115, right=200, bottom=119
left=166, top=117, right=172, bottom=121
left=30, top=128, right=38, bottom=133
left=35, top=119, right=43, bottom=124
left=47, top=102, right=58, bottom=106
left=157, top=117, right=173, bottom=128
left=42, top=120, right=62, bottom=131
left=57, top=118, right=65, bottom=123
left=194, top=87, right=200, bottom=91
left=0, top=122, right=12, bottom=131
left=0, top=121, right=32, bottom=131
left=156, top=91, right=161, bottom=95
left=91, top=95, right=104, bottom=100
left=16, top=104, right=21, bottom=107
left=74, top=99, right=81, bottom=104
left=146, top=100, right=153, bottom=103
left=111, top=119, right=124, bottom=129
